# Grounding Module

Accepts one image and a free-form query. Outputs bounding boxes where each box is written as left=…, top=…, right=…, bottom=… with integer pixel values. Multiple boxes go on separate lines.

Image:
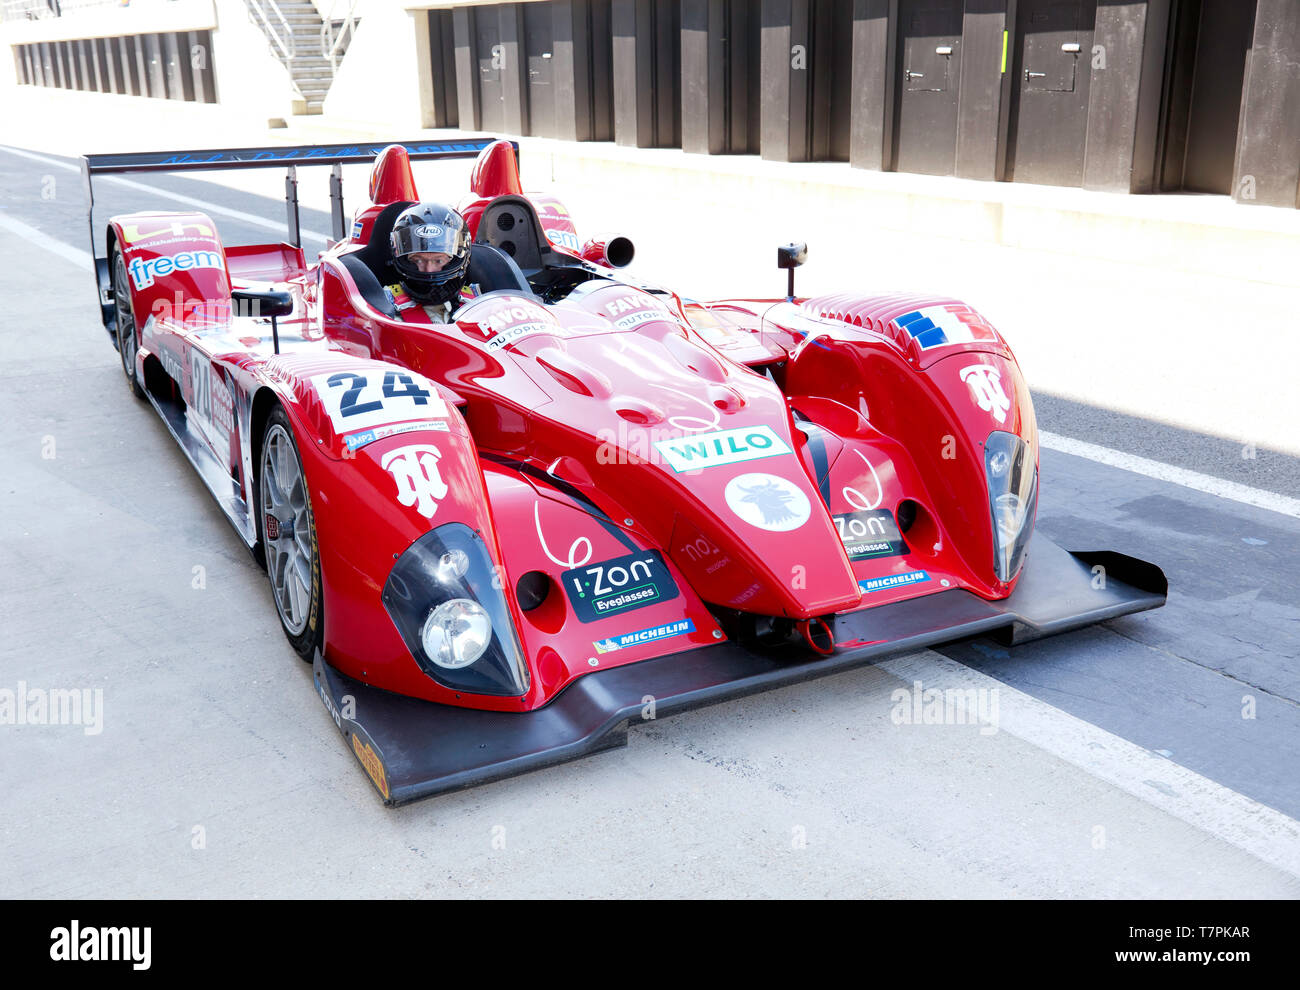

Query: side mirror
left=231, top=287, right=295, bottom=319
left=232, top=285, right=294, bottom=353
left=777, top=242, right=807, bottom=301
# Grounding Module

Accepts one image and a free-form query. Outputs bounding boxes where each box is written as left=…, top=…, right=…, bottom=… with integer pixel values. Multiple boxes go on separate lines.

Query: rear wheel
left=259, top=407, right=324, bottom=661
left=110, top=246, right=145, bottom=400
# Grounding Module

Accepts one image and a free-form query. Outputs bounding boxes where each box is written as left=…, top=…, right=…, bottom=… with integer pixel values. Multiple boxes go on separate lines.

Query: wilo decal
left=594, top=618, right=695, bottom=654
left=310, top=369, right=446, bottom=433
left=381, top=444, right=448, bottom=519
left=127, top=249, right=223, bottom=289
left=724, top=472, right=812, bottom=532
left=959, top=364, right=1011, bottom=424
left=834, top=509, right=908, bottom=561
left=562, top=549, right=680, bottom=624
left=654, top=425, right=792, bottom=473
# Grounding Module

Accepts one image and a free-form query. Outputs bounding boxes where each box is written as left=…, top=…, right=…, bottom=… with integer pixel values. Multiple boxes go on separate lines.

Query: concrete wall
left=209, top=0, right=300, bottom=118
left=321, top=1, right=431, bottom=129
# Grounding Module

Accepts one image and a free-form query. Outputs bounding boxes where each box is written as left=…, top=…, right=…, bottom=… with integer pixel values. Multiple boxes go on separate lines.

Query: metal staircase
left=244, top=0, right=355, bottom=115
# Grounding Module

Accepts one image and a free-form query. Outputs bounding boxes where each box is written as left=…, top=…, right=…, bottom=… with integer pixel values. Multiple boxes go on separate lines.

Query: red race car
left=84, top=139, right=1165, bottom=804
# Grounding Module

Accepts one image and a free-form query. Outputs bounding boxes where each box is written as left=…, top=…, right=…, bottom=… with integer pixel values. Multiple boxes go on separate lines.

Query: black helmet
left=389, top=203, right=471, bottom=305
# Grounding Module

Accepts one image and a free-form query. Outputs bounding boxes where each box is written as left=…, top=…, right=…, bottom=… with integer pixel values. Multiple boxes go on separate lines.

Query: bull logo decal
left=381, top=444, right=448, bottom=519
left=724, top=472, right=812, bottom=533
left=959, top=364, right=1011, bottom=424
left=738, top=480, right=799, bottom=525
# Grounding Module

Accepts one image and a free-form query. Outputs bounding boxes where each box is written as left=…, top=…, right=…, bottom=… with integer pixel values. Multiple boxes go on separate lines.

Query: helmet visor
left=391, top=222, right=468, bottom=261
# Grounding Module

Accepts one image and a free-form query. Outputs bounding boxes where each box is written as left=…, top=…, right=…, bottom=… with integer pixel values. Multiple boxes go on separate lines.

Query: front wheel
left=258, top=406, right=324, bottom=661
left=110, top=246, right=145, bottom=400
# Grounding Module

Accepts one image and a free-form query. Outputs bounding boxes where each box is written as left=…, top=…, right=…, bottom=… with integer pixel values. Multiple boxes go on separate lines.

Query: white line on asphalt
left=1041, top=430, right=1300, bottom=521
left=0, top=144, right=332, bottom=243
left=0, top=212, right=93, bottom=271
left=878, top=650, right=1300, bottom=880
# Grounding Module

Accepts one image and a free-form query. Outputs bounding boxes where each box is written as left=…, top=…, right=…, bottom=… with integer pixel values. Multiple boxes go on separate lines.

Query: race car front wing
left=313, top=533, right=1166, bottom=805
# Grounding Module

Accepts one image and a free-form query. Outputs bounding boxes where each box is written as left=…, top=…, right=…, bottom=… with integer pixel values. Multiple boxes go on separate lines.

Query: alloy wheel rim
left=113, top=253, right=137, bottom=380
left=261, top=424, right=313, bottom=637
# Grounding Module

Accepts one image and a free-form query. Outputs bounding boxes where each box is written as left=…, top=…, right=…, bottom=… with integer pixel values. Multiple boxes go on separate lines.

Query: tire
left=258, top=406, right=324, bottom=662
left=110, top=246, right=146, bottom=400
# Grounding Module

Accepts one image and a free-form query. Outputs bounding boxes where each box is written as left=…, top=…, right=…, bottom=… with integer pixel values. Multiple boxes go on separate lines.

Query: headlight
left=383, top=523, right=529, bottom=696
left=984, top=431, right=1038, bottom=582
left=421, top=599, right=491, bottom=669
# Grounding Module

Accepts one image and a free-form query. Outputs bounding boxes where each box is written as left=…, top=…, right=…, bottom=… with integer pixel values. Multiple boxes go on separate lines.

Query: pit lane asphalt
left=2, top=147, right=1297, bottom=897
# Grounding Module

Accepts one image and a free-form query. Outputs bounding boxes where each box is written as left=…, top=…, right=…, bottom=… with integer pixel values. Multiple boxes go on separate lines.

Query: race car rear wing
left=82, top=137, right=518, bottom=327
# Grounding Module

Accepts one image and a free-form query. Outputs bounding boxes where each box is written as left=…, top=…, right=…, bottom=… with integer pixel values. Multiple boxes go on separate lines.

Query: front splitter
left=313, top=533, right=1166, bottom=805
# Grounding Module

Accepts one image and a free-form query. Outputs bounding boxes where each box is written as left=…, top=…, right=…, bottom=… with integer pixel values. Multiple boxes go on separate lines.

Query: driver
left=386, top=202, right=478, bottom=323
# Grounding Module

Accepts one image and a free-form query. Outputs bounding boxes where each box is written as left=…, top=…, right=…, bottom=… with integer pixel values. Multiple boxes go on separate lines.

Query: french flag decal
left=890, top=304, right=998, bottom=351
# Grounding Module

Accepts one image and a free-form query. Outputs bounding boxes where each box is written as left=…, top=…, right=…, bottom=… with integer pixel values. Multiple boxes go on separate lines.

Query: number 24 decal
left=327, top=371, right=431, bottom=418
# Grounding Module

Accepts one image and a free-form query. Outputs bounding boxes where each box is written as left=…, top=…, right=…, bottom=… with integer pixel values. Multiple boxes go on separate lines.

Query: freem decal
left=127, top=250, right=224, bottom=289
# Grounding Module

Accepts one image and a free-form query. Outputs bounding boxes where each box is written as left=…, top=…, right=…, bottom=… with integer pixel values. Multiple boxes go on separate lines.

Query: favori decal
left=724, top=472, right=811, bottom=532
left=381, top=444, right=448, bottom=518
left=602, top=292, right=671, bottom=329
left=466, top=297, right=557, bottom=351
left=959, top=364, right=1011, bottom=423
left=594, top=618, right=695, bottom=654
left=654, top=425, right=792, bottom=473
left=562, top=549, right=680, bottom=623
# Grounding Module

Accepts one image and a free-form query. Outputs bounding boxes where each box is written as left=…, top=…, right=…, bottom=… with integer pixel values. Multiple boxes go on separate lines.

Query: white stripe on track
left=0, top=144, right=332, bottom=243
left=0, top=212, right=93, bottom=270
left=1040, top=430, right=1300, bottom=521
left=879, top=650, right=1300, bottom=880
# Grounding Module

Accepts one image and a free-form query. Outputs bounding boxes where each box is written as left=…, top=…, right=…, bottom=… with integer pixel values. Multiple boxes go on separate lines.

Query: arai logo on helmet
left=415, top=224, right=444, bottom=239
